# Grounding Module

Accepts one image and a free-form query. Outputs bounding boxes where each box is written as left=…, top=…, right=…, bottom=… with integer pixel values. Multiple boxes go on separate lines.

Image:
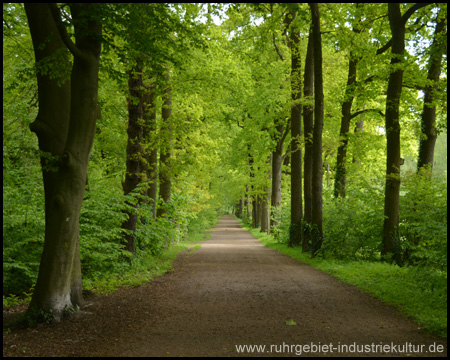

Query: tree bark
left=26, top=3, right=101, bottom=320
left=382, top=4, right=405, bottom=264
left=261, top=155, right=272, bottom=234
left=417, top=10, right=446, bottom=172
left=334, top=56, right=358, bottom=198
left=289, top=15, right=302, bottom=247
left=334, top=4, right=363, bottom=199
left=302, top=28, right=314, bottom=252
left=382, top=3, right=431, bottom=264
left=309, top=3, right=324, bottom=258
left=270, top=123, right=284, bottom=229
left=248, top=150, right=259, bottom=228
left=121, top=60, right=144, bottom=253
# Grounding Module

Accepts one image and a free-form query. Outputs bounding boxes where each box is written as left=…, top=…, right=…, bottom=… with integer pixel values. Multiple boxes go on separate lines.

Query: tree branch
left=272, top=32, right=285, bottom=61
left=401, top=3, right=431, bottom=25
left=350, top=108, right=384, bottom=120
left=376, top=39, right=392, bottom=55
left=377, top=3, right=432, bottom=55
left=48, top=3, right=85, bottom=60
left=280, top=119, right=291, bottom=145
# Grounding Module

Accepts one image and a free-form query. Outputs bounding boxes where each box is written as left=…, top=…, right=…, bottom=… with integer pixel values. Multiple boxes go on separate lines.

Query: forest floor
left=3, top=215, right=447, bottom=357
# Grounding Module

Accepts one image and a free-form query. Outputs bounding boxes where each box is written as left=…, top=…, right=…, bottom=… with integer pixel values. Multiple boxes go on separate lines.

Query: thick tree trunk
left=121, top=61, right=144, bottom=253
left=289, top=17, right=302, bottom=247
left=417, top=11, right=446, bottom=172
left=309, top=3, right=324, bottom=258
left=24, top=4, right=71, bottom=218
left=26, top=3, right=101, bottom=320
left=382, top=4, right=404, bottom=264
left=302, top=29, right=314, bottom=252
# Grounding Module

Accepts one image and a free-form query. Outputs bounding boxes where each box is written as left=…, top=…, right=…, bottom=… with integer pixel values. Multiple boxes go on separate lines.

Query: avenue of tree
left=3, top=3, right=447, bottom=320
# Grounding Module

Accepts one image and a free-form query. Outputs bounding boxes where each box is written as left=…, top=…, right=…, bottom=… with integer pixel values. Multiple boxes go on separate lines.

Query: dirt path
left=3, top=215, right=446, bottom=357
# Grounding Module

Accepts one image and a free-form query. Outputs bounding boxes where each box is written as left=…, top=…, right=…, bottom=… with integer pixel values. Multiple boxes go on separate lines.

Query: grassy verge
left=242, top=223, right=447, bottom=338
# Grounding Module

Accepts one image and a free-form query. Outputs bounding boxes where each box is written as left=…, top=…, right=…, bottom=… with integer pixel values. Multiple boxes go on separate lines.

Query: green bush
left=79, top=184, right=130, bottom=277
left=322, top=176, right=385, bottom=260
left=399, top=168, right=447, bottom=270
left=3, top=168, right=45, bottom=296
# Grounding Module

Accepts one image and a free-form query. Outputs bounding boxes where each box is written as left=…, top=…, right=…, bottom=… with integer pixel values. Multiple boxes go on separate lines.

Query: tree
left=289, top=9, right=302, bottom=247
left=417, top=7, right=447, bottom=172
left=333, top=4, right=386, bottom=198
left=382, top=3, right=430, bottom=264
left=121, top=60, right=145, bottom=253
left=334, top=10, right=361, bottom=199
left=302, top=29, right=314, bottom=252
left=25, top=3, right=101, bottom=320
left=309, top=3, right=325, bottom=257
left=142, top=80, right=159, bottom=219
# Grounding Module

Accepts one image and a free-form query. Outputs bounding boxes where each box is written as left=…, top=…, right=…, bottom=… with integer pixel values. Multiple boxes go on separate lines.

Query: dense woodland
left=3, top=3, right=447, bottom=328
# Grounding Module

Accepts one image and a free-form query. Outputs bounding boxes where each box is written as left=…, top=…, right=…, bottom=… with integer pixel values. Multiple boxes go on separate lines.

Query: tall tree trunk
left=382, top=3, right=430, bottom=264
left=156, top=76, right=172, bottom=219
left=309, top=3, right=324, bottom=258
left=334, top=4, right=362, bottom=198
left=302, top=28, right=314, bottom=252
left=382, top=4, right=405, bottom=264
left=289, top=15, right=302, bottom=247
left=121, top=60, right=144, bottom=253
left=248, top=150, right=258, bottom=228
left=334, top=55, right=358, bottom=198
left=417, top=10, right=446, bottom=172
left=261, top=155, right=272, bottom=234
left=246, top=187, right=252, bottom=221
left=26, top=3, right=101, bottom=321
left=270, top=123, right=284, bottom=229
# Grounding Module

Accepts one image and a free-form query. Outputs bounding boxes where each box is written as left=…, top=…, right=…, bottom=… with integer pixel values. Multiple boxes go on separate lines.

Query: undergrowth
left=3, top=211, right=217, bottom=309
left=82, top=233, right=210, bottom=294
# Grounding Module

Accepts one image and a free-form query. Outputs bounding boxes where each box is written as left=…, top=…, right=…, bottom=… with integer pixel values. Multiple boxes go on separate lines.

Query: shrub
left=399, top=168, right=447, bottom=270
left=322, top=176, right=385, bottom=260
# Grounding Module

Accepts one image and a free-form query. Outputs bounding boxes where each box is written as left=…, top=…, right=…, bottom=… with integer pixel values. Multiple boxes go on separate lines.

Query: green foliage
left=270, top=198, right=291, bottom=244
left=3, top=151, right=44, bottom=296
left=322, top=176, right=385, bottom=261
left=2, top=4, right=447, bottom=338
left=399, top=167, right=447, bottom=270
left=79, top=183, right=130, bottom=277
left=82, top=208, right=218, bottom=295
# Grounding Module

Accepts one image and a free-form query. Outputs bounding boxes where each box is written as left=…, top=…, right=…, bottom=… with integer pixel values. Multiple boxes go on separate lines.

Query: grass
left=242, top=224, right=447, bottom=339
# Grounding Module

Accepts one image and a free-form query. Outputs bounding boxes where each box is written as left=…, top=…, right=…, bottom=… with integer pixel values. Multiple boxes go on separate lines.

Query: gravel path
left=3, top=215, right=446, bottom=357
